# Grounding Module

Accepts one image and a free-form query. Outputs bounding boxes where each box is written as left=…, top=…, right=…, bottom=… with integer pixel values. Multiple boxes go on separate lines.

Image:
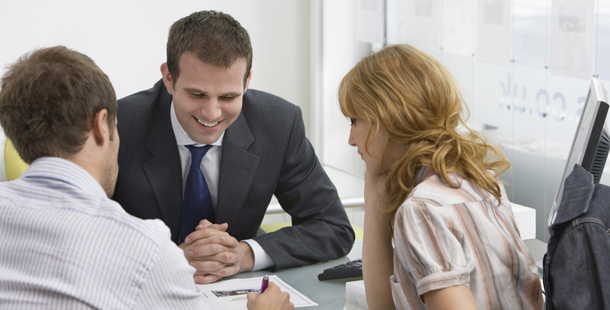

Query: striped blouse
left=0, top=157, right=210, bottom=309
left=391, top=167, right=543, bottom=309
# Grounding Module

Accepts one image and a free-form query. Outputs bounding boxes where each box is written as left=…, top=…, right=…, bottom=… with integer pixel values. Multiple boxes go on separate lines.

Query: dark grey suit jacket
left=112, top=80, right=354, bottom=270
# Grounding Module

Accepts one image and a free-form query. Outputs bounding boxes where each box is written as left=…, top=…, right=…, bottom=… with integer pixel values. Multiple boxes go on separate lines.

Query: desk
left=218, top=239, right=547, bottom=309
left=225, top=241, right=363, bottom=309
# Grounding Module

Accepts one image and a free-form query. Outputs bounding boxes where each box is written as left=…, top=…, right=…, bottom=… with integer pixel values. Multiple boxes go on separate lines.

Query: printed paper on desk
left=196, top=275, right=318, bottom=309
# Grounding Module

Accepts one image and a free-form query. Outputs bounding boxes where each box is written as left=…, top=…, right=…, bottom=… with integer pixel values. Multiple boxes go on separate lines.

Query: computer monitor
left=547, top=78, right=610, bottom=226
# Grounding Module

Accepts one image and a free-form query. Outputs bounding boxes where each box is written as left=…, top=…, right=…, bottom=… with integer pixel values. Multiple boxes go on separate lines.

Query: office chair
left=0, top=125, right=28, bottom=181
left=0, top=121, right=29, bottom=182
left=5, top=138, right=28, bottom=181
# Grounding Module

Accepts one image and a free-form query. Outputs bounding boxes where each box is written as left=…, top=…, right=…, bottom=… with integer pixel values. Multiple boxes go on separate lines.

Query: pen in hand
left=260, top=275, right=269, bottom=294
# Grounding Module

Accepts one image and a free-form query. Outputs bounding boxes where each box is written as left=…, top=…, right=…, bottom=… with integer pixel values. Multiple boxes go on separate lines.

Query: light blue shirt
left=0, top=157, right=211, bottom=309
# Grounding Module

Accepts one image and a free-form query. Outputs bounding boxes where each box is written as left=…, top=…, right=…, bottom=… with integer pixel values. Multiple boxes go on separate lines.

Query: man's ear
left=92, top=109, right=109, bottom=146
left=160, top=63, right=174, bottom=95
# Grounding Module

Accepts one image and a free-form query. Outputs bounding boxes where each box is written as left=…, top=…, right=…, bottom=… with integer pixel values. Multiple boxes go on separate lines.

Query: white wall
left=0, top=0, right=311, bottom=134
left=319, top=0, right=369, bottom=176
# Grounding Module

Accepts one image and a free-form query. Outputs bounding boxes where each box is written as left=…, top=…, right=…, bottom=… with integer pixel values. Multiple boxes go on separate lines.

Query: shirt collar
left=21, top=157, right=108, bottom=198
left=416, top=166, right=437, bottom=185
left=170, top=101, right=224, bottom=147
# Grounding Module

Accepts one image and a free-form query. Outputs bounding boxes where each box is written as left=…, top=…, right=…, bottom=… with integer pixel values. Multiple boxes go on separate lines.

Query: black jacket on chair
left=544, top=164, right=610, bottom=309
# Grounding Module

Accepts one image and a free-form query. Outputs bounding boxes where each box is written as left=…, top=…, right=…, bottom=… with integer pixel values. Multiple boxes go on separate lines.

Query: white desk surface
left=220, top=239, right=547, bottom=309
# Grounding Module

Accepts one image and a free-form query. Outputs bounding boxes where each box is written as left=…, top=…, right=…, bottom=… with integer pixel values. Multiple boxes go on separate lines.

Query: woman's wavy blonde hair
left=339, top=44, right=511, bottom=226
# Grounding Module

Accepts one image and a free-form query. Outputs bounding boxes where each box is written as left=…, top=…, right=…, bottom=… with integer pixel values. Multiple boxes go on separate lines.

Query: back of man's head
left=0, top=46, right=117, bottom=164
left=166, top=10, right=253, bottom=85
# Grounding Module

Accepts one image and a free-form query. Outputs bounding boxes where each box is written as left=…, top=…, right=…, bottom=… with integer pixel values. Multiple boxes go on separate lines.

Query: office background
left=1, top=0, right=609, bottom=242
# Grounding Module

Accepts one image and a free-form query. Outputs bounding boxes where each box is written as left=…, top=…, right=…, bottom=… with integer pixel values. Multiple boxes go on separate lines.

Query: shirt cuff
left=242, top=239, right=275, bottom=271
left=416, top=267, right=471, bottom=298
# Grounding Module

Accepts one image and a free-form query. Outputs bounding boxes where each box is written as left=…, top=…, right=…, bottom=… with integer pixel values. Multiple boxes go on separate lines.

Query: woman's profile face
left=348, top=117, right=393, bottom=175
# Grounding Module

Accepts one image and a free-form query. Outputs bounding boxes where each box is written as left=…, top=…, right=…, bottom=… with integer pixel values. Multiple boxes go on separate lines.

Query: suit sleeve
left=253, top=107, right=355, bottom=270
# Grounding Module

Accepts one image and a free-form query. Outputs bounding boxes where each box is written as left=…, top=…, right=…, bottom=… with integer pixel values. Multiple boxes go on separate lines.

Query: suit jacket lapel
left=216, top=112, right=260, bottom=224
left=142, top=83, right=183, bottom=237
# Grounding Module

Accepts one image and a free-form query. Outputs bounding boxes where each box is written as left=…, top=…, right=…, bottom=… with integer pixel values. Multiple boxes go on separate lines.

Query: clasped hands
left=179, top=220, right=255, bottom=284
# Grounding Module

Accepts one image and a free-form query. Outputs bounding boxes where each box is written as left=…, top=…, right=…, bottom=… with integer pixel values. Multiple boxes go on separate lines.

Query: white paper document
left=405, top=0, right=440, bottom=56
left=355, top=0, right=385, bottom=45
left=476, top=0, right=511, bottom=65
left=442, top=0, right=474, bottom=57
left=196, top=275, right=318, bottom=310
left=550, top=0, right=594, bottom=79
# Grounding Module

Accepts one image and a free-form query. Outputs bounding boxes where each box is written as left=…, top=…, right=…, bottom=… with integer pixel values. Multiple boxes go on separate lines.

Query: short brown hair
left=0, top=46, right=117, bottom=164
left=167, top=10, right=253, bottom=85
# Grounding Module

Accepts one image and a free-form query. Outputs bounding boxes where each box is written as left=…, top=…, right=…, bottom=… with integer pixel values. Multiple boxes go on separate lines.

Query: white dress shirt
left=170, top=102, right=274, bottom=271
left=0, top=157, right=211, bottom=309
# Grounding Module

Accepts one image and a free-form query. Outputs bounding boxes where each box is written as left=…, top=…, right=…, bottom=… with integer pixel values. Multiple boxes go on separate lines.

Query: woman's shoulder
left=405, top=170, right=503, bottom=208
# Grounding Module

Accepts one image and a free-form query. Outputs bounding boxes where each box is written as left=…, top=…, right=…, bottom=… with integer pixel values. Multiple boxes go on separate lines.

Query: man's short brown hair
left=167, top=10, right=253, bottom=85
left=0, top=46, right=117, bottom=164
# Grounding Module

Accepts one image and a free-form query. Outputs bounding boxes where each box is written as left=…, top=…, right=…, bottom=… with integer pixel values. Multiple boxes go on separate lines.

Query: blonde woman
left=339, top=44, right=543, bottom=310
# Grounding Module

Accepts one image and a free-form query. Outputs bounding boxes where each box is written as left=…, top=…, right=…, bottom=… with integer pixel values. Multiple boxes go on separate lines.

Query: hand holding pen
left=246, top=275, right=294, bottom=310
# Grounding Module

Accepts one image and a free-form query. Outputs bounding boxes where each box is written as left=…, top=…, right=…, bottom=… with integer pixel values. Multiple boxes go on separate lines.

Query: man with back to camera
left=0, top=45, right=293, bottom=310
left=112, top=10, right=355, bottom=284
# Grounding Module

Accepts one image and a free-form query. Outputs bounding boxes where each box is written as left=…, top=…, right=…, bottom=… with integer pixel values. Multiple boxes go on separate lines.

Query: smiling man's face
left=162, top=52, right=250, bottom=145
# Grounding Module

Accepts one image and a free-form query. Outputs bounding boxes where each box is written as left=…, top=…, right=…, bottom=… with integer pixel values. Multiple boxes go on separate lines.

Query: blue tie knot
left=186, top=145, right=212, bottom=169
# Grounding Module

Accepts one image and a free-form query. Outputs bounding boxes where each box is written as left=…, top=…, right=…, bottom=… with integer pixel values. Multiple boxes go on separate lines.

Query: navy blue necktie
left=179, top=144, right=214, bottom=243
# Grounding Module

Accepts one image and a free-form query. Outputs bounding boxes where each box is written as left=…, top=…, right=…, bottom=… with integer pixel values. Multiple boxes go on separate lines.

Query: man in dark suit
left=112, top=10, right=354, bottom=284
